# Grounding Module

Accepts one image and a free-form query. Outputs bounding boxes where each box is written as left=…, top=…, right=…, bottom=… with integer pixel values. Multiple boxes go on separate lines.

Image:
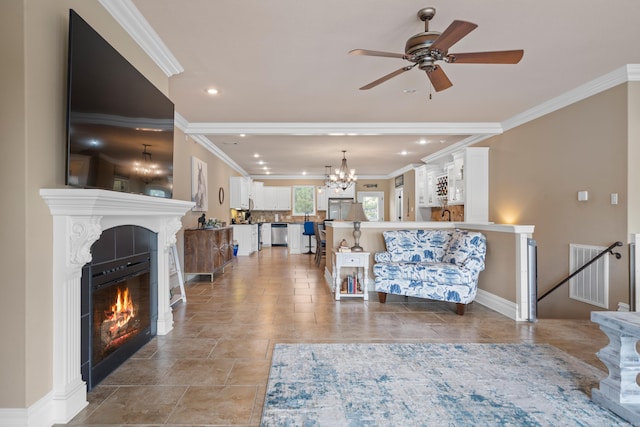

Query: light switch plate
left=578, top=191, right=588, bottom=201
left=611, top=193, right=618, bottom=205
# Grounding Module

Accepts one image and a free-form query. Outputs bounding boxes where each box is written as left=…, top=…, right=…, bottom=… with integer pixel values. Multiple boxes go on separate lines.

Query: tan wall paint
left=1, top=0, right=27, bottom=407
left=3, top=0, right=173, bottom=408
left=628, top=82, right=640, bottom=234
left=476, top=231, right=517, bottom=301
left=487, top=84, right=629, bottom=318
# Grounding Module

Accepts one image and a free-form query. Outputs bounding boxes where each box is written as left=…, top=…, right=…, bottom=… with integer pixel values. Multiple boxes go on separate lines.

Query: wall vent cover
left=569, top=244, right=609, bottom=308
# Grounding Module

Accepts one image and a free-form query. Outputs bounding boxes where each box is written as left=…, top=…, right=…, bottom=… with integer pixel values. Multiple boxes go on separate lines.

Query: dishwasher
left=271, top=223, right=288, bottom=246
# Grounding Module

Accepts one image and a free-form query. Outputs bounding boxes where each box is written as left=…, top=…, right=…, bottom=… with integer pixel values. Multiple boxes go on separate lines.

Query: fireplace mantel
left=40, top=188, right=194, bottom=424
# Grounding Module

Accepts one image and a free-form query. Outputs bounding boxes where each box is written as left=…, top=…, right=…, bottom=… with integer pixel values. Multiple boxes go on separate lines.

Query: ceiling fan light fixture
left=349, top=6, right=523, bottom=93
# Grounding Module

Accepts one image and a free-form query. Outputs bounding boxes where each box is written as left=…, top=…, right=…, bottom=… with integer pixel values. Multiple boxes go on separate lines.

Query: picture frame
left=191, top=156, right=208, bottom=211
left=395, top=174, right=404, bottom=188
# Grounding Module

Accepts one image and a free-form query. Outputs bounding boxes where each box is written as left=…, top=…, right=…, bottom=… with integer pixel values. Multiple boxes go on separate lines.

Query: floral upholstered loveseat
left=373, top=229, right=487, bottom=315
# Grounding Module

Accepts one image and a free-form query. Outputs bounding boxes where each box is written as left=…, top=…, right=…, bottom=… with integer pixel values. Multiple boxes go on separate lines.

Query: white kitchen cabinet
left=252, top=181, right=265, bottom=210
left=287, top=223, right=302, bottom=254
left=263, top=186, right=291, bottom=210
left=317, top=187, right=328, bottom=211
left=232, top=224, right=258, bottom=256
left=446, top=151, right=465, bottom=205
left=261, top=223, right=271, bottom=246
left=230, top=177, right=251, bottom=210
left=462, top=147, right=489, bottom=223
left=415, top=165, right=427, bottom=208
left=419, top=147, right=489, bottom=222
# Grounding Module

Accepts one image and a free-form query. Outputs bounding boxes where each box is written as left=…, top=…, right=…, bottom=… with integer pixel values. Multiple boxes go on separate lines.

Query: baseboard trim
left=475, top=289, right=518, bottom=320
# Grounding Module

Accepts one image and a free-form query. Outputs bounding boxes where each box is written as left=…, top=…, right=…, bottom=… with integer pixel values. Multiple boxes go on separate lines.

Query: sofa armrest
left=374, top=252, right=391, bottom=263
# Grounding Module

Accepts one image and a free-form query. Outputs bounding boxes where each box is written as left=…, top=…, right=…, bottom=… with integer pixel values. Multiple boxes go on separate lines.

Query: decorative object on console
left=326, top=151, right=357, bottom=190
left=344, top=202, right=368, bottom=252
left=198, top=213, right=206, bottom=229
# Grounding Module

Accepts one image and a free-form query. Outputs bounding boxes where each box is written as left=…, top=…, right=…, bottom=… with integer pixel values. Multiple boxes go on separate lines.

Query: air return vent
left=569, top=244, right=609, bottom=308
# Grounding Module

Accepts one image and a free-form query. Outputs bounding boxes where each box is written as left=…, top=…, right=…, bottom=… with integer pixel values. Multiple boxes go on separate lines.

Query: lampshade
left=344, top=202, right=368, bottom=222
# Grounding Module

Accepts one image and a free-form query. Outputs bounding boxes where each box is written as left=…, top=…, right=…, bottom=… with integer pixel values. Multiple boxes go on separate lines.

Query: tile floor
left=63, top=247, right=609, bottom=426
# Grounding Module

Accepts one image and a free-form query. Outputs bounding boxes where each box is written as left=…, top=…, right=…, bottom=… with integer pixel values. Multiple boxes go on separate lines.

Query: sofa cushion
left=382, top=229, right=454, bottom=263
left=442, top=230, right=487, bottom=272
left=373, top=261, right=475, bottom=285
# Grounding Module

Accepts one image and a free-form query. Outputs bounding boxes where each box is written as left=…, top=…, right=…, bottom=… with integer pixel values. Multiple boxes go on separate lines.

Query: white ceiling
left=116, top=0, right=640, bottom=179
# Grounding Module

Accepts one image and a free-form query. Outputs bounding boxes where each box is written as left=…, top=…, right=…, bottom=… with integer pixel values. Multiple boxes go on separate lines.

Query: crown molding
left=184, top=122, right=503, bottom=136
left=99, top=0, right=183, bottom=77
left=502, top=64, right=640, bottom=132
left=189, top=134, right=248, bottom=177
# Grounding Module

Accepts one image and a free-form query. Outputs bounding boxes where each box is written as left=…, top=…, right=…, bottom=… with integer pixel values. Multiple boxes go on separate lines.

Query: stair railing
left=537, top=241, right=623, bottom=302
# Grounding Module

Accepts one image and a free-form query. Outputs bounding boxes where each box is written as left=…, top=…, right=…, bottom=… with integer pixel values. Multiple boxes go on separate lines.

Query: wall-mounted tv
left=66, top=10, right=174, bottom=198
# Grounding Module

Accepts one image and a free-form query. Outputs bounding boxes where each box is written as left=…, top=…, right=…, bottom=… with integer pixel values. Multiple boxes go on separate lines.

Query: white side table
left=332, top=251, right=369, bottom=301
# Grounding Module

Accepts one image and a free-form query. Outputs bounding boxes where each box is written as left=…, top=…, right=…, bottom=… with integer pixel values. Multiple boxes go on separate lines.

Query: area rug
left=261, top=343, right=629, bottom=426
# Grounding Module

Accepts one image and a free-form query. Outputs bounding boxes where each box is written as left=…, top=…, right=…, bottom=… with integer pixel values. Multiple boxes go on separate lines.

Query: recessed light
left=302, top=171, right=307, bottom=176
left=403, top=89, right=417, bottom=94
left=254, top=153, right=260, bottom=158
left=328, top=133, right=345, bottom=136
left=206, top=88, right=219, bottom=95
left=400, top=150, right=408, bottom=156
left=418, top=139, right=428, bottom=145
left=258, top=160, right=265, bottom=165
left=240, top=134, right=246, bottom=137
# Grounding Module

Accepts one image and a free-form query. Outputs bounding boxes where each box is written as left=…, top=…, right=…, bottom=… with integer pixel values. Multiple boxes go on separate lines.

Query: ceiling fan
left=349, top=7, right=524, bottom=92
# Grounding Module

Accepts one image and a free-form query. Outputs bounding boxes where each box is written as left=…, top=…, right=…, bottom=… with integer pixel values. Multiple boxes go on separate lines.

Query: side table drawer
left=339, top=254, right=366, bottom=267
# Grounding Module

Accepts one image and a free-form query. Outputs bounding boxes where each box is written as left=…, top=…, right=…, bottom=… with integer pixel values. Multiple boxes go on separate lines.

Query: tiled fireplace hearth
left=40, top=189, right=193, bottom=424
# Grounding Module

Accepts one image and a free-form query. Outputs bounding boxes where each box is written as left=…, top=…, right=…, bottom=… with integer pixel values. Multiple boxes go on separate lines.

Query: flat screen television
left=66, top=9, right=174, bottom=198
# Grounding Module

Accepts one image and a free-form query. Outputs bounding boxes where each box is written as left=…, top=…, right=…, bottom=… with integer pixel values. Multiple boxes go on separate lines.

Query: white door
left=357, top=192, right=384, bottom=221
left=395, top=188, right=403, bottom=222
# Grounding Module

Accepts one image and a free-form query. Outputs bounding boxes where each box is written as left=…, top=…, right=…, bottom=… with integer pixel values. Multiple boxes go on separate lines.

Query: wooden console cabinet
left=184, top=227, right=233, bottom=280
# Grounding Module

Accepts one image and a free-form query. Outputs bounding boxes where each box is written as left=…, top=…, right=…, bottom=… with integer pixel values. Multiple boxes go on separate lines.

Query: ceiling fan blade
left=429, top=20, right=478, bottom=53
left=349, top=49, right=410, bottom=60
left=425, top=65, right=453, bottom=92
left=447, top=50, right=524, bottom=64
left=359, top=65, right=416, bottom=90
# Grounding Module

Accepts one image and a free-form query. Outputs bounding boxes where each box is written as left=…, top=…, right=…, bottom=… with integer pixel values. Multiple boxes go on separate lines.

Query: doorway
left=357, top=191, right=384, bottom=221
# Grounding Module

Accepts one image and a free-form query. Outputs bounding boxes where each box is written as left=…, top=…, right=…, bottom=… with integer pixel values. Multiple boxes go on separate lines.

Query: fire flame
left=105, top=287, right=135, bottom=331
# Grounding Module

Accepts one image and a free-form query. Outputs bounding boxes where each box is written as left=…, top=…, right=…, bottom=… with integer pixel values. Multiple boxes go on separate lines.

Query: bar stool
left=303, top=221, right=315, bottom=254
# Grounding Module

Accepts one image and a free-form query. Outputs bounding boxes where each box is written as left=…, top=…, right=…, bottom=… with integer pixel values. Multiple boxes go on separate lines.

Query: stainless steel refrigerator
left=327, top=198, right=354, bottom=220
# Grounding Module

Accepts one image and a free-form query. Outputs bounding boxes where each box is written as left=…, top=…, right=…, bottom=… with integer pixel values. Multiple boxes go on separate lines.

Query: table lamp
left=344, top=202, right=368, bottom=252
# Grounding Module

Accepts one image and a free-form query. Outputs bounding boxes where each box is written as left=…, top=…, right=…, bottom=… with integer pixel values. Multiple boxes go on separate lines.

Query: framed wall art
left=191, top=156, right=208, bottom=211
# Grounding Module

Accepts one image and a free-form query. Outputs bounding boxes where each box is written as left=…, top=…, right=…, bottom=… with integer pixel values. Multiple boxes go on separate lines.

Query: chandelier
left=133, top=144, right=160, bottom=183
left=325, top=150, right=357, bottom=190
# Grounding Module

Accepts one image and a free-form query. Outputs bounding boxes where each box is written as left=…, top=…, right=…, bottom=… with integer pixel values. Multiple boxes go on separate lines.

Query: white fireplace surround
left=39, top=189, right=194, bottom=425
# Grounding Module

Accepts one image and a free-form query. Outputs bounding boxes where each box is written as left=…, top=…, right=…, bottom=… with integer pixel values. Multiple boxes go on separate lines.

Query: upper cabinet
left=415, top=147, right=489, bottom=223
left=230, top=176, right=251, bottom=210
left=262, top=186, right=291, bottom=211
left=252, top=181, right=265, bottom=210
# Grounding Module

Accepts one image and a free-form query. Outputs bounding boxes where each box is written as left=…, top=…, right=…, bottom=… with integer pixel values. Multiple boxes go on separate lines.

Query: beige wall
left=1, top=0, right=172, bottom=408
left=486, top=84, right=630, bottom=318
left=628, top=82, right=640, bottom=234
left=1, top=0, right=27, bottom=408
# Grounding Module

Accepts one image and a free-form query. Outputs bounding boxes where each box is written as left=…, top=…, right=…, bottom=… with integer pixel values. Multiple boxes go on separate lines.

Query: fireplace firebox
left=81, top=225, right=158, bottom=390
